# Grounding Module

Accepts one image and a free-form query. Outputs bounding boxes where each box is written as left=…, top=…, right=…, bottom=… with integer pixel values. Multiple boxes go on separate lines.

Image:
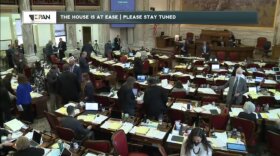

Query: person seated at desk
left=117, top=77, right=136, bottom=116
left=14, top=136, right=44, bottom=156
left=200, top=41, right=210, bottom=61
left=61, top=106, right=94, bottom=140
left=237, top=101, right=257, bottom=123
left=143, top=77, right=168, bottom=120
left=0, top=128, right=14, bottom=155
left=180, top=127, right=212, bottom=156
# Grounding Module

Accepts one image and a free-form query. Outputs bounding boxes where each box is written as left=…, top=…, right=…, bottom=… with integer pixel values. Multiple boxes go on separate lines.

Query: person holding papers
left=117, top=77, right=137, bottom=116
left=180, top=127, right=212, bottom=156
left=60, top=106, right=94, bottom=140
left=237, top=101, right=257, bottom=123
left=143, top=77, right=168, bottom=120
left=16, top=74, right=33, bottom=123
left=221, top=67, right=248, bottom=106
left=14, top=136, right=44, bottom=156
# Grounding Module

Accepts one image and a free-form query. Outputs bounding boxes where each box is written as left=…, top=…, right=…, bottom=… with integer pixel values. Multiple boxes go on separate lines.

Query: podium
left=156, top=36, right=173, bottom=48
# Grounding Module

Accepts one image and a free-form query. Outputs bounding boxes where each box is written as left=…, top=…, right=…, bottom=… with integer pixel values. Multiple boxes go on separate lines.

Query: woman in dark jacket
left=31, top=61, right=45, bottom=92
left=133, top=53, right=143, bottom=78
left=46, top=65, right=60, bottom=111
left=117, top=77, right=136, bottom=116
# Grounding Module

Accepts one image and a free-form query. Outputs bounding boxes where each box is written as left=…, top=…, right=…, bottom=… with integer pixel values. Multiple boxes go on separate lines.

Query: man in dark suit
left=81, top=41, right=96, bottom=57
left=200, top=41, right=210, bottom=61
left=114, top=35, right=121, bottom=50
left=58, top=38, right=67, bottom=60
left=60, top=106, right=94, bottom=140
left=104, top=40, right=113, bottom=59
left=69, top=57, right=81, bottom=82
left=117, top=77, right=136, bottom=116
left=222, top=67, right=248, bottom=106
left=143, top=77, right=168, bottom=119
left=56, top=63, right=81, bottom=104
left=79, top=52, right=89, bottom=73
left=45, top=40, right=55, bottom=63
left=5, top=44, right=14, bottom=68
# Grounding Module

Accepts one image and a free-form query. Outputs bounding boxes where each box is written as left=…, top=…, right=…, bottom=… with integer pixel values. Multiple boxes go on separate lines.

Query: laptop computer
left=85, top=103, right=99, bottom=111
left=162, top=68, right=170, bottom=74
left=250, top=67, right=257, bottom=72
left=255, top=77, right=264, bottom=83
left=128, top=52, right=134, bottom=57
left=211, top=64, right=220, bottom=71
left=273, top=67, right=280, bottom=72
left=276, top=75, right=280, bottom=82
left=171, top=135, right=184, bottom=142
left=227, top=143, right=246, bottom=152
left=30, top=131, right=42, bottom=147
left=210, top=109, right=219, bottom=115
left=124, top=62, right=131, bottom=68
left=137, top=75, right=146, bottom=82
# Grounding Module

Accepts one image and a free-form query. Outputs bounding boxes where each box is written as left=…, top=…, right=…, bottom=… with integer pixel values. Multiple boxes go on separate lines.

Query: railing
left=31, top=0, right=65, bottom=5
left=75, top=0, right=100, bottom=6
left=0, top=0, right=18, bottom=5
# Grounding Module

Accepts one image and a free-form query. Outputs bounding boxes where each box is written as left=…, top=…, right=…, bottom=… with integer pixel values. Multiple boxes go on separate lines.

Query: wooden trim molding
left=0, top=5, right=18, bottom=13
left=74, top=5, right=101, bottom=11
left=31, top=5, right=65, bottom=11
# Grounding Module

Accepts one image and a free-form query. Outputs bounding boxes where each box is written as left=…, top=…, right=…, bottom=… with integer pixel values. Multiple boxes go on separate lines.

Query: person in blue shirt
left=16, top=74, right=33, bottom=123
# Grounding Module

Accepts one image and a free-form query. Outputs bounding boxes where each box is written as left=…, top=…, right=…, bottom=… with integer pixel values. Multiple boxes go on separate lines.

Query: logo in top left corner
left=23, top=11, right=56, bottom=24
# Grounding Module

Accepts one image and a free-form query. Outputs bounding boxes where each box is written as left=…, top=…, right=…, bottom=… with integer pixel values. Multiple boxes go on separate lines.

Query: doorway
left=82, top=26, right=91, bottom=45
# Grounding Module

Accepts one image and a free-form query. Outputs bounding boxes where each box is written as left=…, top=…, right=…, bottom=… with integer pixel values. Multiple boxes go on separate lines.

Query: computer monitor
left=272, top=67, right=280, bottom=72
left=275, top=75, right=280, bottom=82
left=211, top=64, right=220, bottom=71
left=227, top=143, right=246, bottom=152
left=128, top=52, right=134, bottom=57
left=124, top=62, right=131, bottom=68
left=255, top=77, right=264, bottom=83
left=30, top=131, right=42, bottom=146
left=85, top=103, right=99, bottom=111
left=162, top=68, right=170, bottom=74
left=137, top=75, right=146, bottom=82
left=61, top=148, right=72, bottom=156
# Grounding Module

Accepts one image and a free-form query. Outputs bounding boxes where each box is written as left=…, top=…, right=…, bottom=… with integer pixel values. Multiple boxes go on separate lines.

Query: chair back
left=256, top=96, right=276, bottom=107
left=256, top=37, right=267, bottom=49
left=170, top=91, right=187, bottom=99
left=44, top=111, right=60, bottom=133
left=217, top=51, right=225, bottom=61
left=210, top=115, right=229, bottom=130
left=213, top=151, right=242, bottom=156
left=83, top=140, right=112, bottom=153
left=56, top=126, right=75, bottom=142
left=215, top=80, right=227, bottom=86
left=111, top=130, right=129, bottom=156
left=114, top=66, right=129, bottom=82
left=168, top=109, right=185, bottom=124
left=192, top=77, right=206, bottom=87
left=50, top=55, right=59, bottom=64
left=229, top=52, right=238, bottom=62
left=231, top=117, right=256, bottom=146
left=174, top=76, right=190, bottom=84
left=142, top=60, right=150, bottom=74
left=266, top=130, right=280, bottom=156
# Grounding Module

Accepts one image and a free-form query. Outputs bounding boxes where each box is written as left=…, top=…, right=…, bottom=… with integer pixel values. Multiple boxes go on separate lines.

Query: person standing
left=31, top=61, right=45, bottom=93
left=13, top=50, right=25, bottom=74
left=5, top=44, right=14, bottom=68
left=200, top=41, right=210, bottom=61
left=222, top=67, right=248, bottom=106
left=114, top=35, right=121, bottom=51
left=117, top=77, right=136, bottom=116
left=104, top=40, right=113, bottom=59
left=45, top=40, right=54, bottom=63
left=81, top=73, right=95, bottom=102
left=81, top=41, right=96, bottom=57
left=56, top=64, right=81, bottom=104
left=79, top=52, right=89, bottom=74
left=143, top=77, right=168, bottom=119
left=46, top=65, right=60, bottom=112
left=58, top=38, right=67, bottom=60
left=133, top=52, right=143, bottom=78
left=0, top=80, right=12, bottom=127
left=180, top=128, right=212, bottom=156
left=69, top=57, right=81, bottom=82
left=16, top=74, right=33, bottom=123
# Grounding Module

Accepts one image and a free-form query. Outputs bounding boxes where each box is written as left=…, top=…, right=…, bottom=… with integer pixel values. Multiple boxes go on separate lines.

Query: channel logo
left=23, top=11, right=56, bottom=24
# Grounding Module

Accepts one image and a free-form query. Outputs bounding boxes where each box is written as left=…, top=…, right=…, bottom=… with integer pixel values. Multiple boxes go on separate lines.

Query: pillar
left=19, top=0, right=38, bottom=65
left=98, top=0, right=110, bottom=55
left=65, top=0, right=79, bottom=56
left=273, top=1, right=280, bottom=45
left=133, top=0, right=145, bottom=47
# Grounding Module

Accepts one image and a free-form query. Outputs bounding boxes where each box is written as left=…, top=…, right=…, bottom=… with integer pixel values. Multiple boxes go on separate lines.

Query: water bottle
left=264, top=104, right=269, bottom=112
left=58, top=139, right=63, bottom=152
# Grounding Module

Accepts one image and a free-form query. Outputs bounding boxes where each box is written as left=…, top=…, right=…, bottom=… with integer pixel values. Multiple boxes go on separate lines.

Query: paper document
left=4, top=119, right=25, bottom=132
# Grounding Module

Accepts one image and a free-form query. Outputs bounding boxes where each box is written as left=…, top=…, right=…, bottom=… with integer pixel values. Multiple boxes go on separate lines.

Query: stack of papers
left=4, top=119, right=25, bottom=132
left=198, top=88, right=216, bottom=95
left=146, top=129, right=166, bottom=139
left=93, top=114, right=108, bottom=124
left=44, top=148, right=61, bottom=156
left=64, top=103, right=76, bottom=108
left=120, top=122, right=134, bottom=134
left=230, top=108, right=243, bottom=117
left=77, top=114, right=96, bottom=122
left=30, top=92, right=43, bottom=98
left=55, top=107, right=80, bottom=115
left=141, top=121, right=159, bottom=129
left=171, top=103, right=186, bottom=111
left=108, top=121, right=122, bottom=130
left=135, top=126, right=150, bottom=135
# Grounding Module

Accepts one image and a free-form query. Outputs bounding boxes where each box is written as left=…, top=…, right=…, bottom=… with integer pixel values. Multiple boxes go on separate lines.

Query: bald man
left=222, top=67, right=248, bottom=106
